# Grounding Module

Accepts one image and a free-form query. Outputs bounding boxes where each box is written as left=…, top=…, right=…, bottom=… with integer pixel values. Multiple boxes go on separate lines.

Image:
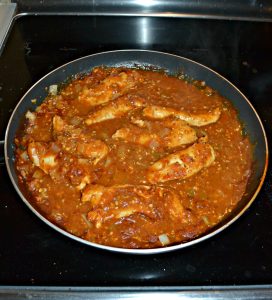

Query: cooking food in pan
left=14, top=65, right=253, bottom=249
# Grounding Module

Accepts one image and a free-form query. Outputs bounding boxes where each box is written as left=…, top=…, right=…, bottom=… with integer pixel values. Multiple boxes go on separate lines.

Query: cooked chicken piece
left=113, top=118, right=197, bottom=149
left=147, top=142, right=215, bottom=183
left=27, top=142, right=97, bottom=189
left=82, top=184, right=184, bottom=228
left=143, top=105, right=221, bottom=126
left=85, top=95, right=145, bottom=125
left=112, top=126, right=161, bottom=150
left=53, top=115, right=109, bottom=164
left=28, top=142, right=58, bottom=174
left=78, top=70, right=141, bottom=107
left=56, top=135, right=108, bottom=164
left=130, top=117, right=146, bottom=127
left=53, top=115, right=81, bottom=137
left=76, top=140, right=108, bottom=164
left=161, top=119, right=197, bottom=148
left=75, top=175, right=91, bottom=190
left=81, top=184, right=107, bottom=204
left=67, top=158, right=98, bottom=190
left=52, top=115, right=65, bottom=132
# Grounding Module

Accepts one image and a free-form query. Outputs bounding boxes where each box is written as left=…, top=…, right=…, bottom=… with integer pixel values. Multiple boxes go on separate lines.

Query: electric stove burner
left=0, top=12, right=272, bottom=297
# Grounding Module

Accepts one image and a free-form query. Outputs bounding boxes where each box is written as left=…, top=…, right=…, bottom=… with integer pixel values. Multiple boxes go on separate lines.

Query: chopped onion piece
left=81, top=214, right=93, bottom=228
left=159, top=234, right=170, bottom=246
left=149, top=139, right=160, bottom=150
left=49, top=84, right=58, bottom=95
left=104, top=157, right=112, bottom=168
left=29, top=149, right=40, bottom=167
left=117, top=145, right=126, bottom=159
left=42, top=155, right=57, bottom=167
left=32, top=169, right=44, bottom=179
left=70, top=116, right=82, bottom=126
left=25, top=110, right=36, bottom=122
left=78, top=158, right=89, bottom=165
left=50, top=143, right=61, bottom=153
left=159, top=127, right=171, bottom=137
left=20, top=151, right=29, bottom=161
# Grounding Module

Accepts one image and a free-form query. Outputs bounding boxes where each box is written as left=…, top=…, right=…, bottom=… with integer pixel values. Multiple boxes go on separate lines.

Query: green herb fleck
left=18, top=144, right=26, bottom=151
left=187, top=188, right=196, bottom=198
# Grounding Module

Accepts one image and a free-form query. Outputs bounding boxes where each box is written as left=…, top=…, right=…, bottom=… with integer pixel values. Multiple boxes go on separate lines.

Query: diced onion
left=117, top=145, right=126, bottom=159
left=49, top=84, right=58, bottom=95
left=159, top=234, right=170, bottom=246
left=32, top=169, right=44, bottom=179
left=81, top=214, right=93, bottom=228
left=159, top=127, right=171, bottom=137
left=202, top=216, right=210, bottom=226
left=20, top=151, right=29, bottom=161
left=104, top=157, right=112, bottom=168
left=70, top=116, right=82, bottom=126
left=78, top=158, right=89, bottom=165
left=42, top=155, right=57, bottom=167
left=50, top=143, right=61, bottom=153
left=149, top=139, right=160, bottom=150
left=29, top=150, right=40, bottom=167
left=117, top=209, right=135, bottom=218
left=25, top=110, right=36, bottom=122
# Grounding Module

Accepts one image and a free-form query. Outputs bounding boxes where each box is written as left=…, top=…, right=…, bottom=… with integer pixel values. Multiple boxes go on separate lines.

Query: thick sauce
left=15, top=67, right=253, bottom=249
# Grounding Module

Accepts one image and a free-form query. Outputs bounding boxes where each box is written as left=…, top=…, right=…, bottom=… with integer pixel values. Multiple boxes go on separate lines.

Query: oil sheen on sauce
left=15, top=67, right=253, bottom=249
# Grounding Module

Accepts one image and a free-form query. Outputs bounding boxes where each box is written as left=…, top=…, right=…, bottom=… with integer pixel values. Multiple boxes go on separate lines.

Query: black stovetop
left=0, top=14, right=272, bottom=288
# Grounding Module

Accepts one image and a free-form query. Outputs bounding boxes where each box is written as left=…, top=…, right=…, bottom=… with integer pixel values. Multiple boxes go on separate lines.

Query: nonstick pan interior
left=4, top=50, right=268, bottom=254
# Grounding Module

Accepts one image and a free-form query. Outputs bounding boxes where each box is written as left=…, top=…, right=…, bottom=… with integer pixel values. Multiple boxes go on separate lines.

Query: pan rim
left=4, top=49, right=269, bottom=254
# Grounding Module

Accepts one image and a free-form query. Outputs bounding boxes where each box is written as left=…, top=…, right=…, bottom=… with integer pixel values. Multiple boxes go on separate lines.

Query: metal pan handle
left=0, top=140, right=5, bottom=166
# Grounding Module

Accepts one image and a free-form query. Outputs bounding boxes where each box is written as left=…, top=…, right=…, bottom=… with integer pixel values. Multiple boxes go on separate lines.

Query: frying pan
left=3, top=50, right=268, bottom=254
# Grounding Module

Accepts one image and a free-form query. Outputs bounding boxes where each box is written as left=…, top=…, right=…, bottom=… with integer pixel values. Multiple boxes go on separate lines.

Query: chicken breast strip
left=81, top=184, right=184, bottom=228
left=28, top=141, right=97, bottom=190
left=85, top=95, right=145, bottom=125
left=112, top=126, right=161, bottom=149
left=112, top=118, right=197, bottom=149
left=53, top=115, right=109, bottom=164
left=147, top=142, right=215, bottom=183
left=143, top=105, right=221, bottom=126
left=162, top=119, right=198, bottom=148
left=78, top=69, right=141, bottom=107
left=28, top=141, right=58, bottom=174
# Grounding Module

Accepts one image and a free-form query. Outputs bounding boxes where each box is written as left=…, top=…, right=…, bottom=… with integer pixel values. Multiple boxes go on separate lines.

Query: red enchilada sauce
left=15, top=67, right=253, bottom=249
